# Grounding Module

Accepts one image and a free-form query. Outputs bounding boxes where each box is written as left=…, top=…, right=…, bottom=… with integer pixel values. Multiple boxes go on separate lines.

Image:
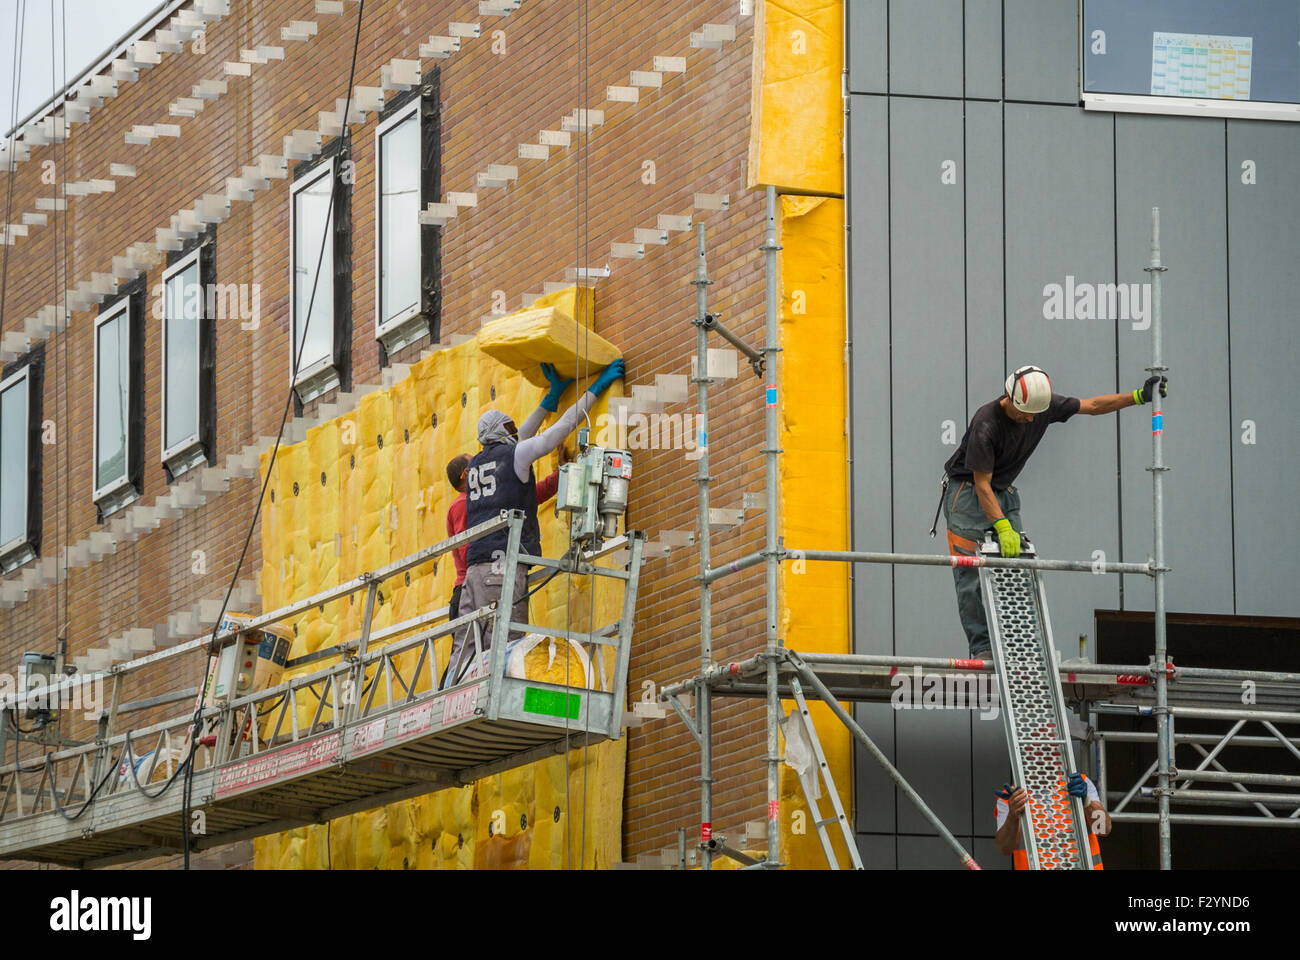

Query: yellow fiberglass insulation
left=255, top=288, right=626, bottom=869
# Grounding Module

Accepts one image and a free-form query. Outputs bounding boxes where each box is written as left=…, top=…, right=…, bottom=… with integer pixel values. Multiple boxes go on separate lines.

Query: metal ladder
left=782, top=675, right=863, bottom=870
left=979, top=537, right=1094, bottom=870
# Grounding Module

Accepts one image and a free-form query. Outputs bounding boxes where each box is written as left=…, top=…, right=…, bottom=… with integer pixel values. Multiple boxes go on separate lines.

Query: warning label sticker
left=216, top=732, right=342, bottom=797
left=396, top=703, right=434, bottom=741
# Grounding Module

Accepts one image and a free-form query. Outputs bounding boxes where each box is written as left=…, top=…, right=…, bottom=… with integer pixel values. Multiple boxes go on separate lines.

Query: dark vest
left=465, top=442, right=541, bottom=567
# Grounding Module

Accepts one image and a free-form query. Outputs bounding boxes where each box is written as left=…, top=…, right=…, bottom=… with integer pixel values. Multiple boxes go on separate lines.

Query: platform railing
left=0, top=510, right=641, bottom=826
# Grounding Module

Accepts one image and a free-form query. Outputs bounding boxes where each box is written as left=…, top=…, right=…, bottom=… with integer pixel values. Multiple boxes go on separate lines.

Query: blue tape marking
left=1151, top=413, right=1163, bottom=434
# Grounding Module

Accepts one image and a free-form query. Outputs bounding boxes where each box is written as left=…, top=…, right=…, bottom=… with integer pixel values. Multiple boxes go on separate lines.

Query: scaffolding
left=657, top=191, right=1300, bottom=870
left=0, top=513, right=645, bottom=866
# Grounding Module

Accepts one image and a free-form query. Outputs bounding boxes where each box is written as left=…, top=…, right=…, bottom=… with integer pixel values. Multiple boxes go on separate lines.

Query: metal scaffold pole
left=1145, top=206, right=1172, bottom=870
left=691, top=222, right=715, bottom=869
left=761, top=185, right=783, bottom=866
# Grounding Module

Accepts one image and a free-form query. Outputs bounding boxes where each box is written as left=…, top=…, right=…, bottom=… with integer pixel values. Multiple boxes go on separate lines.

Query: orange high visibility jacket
left=996, top=776, right=1105, bottom=870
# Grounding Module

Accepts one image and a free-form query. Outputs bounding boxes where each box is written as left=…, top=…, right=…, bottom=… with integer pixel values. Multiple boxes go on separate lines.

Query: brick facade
left=0, top=0, right=770, bottom=866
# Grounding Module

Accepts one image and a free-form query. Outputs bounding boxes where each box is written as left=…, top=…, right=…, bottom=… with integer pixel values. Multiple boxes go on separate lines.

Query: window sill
left=164, top=440, right=208, bottom=482
left=294, top=362, right=341, bottom=406
left=0, top=540, right=36, bottom=575
left=96, top=484, right=140, bottom=521
left=377, top=310, right=431, bottom=358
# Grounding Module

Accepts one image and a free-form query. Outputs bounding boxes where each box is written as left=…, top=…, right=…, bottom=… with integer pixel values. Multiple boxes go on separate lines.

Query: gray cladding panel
left=853, top=702, right=898, bottom=833
left=895, top=710, right=974, bottom=835
left=1004, top=0, right=1080, bottom=104
left=886, top=98, right=974, bottom=830
left=850, top=94, right=895, bottom=656
left=1002, top=103, right=1120, bottom=650
left=889, top=0, right=964, bottom=98
left=964, top=102, right=1005, bottom=427
left=856, top=832, right=898, bottom=869
left=965, top=0, right=1004, bottom=100
left=1227, top=121, right=1300, bottom=617
left=1116, top=115, right=1234, bottom=616
left=889, top=96, right=970, bottom=659
left=897, top=832, right=975, bottom=869
left=848, top=0, right=888, bottom=94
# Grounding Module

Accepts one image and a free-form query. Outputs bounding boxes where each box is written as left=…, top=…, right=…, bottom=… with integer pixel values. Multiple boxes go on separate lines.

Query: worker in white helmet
left=937, top=365, right=1167, bottom=659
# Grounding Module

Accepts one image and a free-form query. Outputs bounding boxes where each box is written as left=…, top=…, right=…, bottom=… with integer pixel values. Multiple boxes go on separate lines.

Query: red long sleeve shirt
left=447, top=471, right=559, bottom=585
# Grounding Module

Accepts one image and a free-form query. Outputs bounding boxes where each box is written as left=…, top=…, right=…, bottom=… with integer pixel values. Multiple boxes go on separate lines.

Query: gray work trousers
left=444, top=562, right=529, bottom=686
left=941, top=478, right=1023, bottom=657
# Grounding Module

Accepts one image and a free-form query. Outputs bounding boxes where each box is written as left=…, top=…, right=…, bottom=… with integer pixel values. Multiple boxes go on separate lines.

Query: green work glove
left=1133, top=375, right=1168, bottom=405
left=993, top=518, right=1021, bottom=558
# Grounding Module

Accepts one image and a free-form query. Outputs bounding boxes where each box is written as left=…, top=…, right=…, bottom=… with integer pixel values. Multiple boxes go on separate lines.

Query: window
left=94, top=286, right=143, bottom=517
left=0, top=351, right=42, bottom=572
left=160, top=237, right=216, bottom=479
left=1082, top=0, right=1300, bottom=121
left=374, top=74, right=440, bottom=357
left=289, top=146, right=350, bottom=404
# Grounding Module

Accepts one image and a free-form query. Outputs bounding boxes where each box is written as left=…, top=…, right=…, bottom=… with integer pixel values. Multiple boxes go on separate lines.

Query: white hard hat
left=1005, top=365, right=1052, bottom=414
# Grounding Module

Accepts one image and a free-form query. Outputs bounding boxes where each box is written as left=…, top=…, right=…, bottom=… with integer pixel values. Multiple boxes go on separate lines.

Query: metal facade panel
left=1115, top=115, right=1234, bottom=616
left=855, top=831, right=898, bottom=869
left=853, top=702, right=898, bottom=832
left=849, top=94, right=895, bottom=659
left=964, top=101, right=1005, bottom=423
left=886, top=97, right=973, bottom=835
left=897, top=832, right=974, bottom=869
left=1003, top=0, right=1079, bottom=105
left=964, top=0, right=1003, bottom=100
left=888, top=0, right=964, bottom=98
left=848, top=0, right=889, bottom=94
left=1226, top=121, right=1300, bottom=616
left=1002, top=102, right=1120, bottom=652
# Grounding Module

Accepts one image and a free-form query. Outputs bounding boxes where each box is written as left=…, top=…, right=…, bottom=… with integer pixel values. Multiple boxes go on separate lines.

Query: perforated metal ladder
left=978, top=537, right=1094, bottom=870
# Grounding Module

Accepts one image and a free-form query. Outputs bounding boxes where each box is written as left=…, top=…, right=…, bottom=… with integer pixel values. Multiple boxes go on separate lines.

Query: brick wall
left=0, top=0, right=769, bottom=867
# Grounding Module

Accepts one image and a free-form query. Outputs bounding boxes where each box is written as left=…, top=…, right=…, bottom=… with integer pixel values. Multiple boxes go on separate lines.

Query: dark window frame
left=290, top=137, right=352, bottom=404
left=0, top=343, right=43, bottom=572
left=93, top=277, right=146, bottom=521
left=373, top=67, right=441, bottom=362
left=161, top=225, right=218, bottom=481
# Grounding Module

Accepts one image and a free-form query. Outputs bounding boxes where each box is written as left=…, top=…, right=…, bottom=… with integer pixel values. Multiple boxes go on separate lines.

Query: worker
left=939, top=365, right=1168, bottom=659
left=442, top=444, right=566, bottom=686
left=444, top=358, right=625, bottom=685
left=995, top=773, right=1110, bottom=869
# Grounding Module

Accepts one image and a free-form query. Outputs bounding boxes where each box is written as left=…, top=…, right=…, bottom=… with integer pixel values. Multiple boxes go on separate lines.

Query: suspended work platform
left=0, top=513, right=644, bottom=867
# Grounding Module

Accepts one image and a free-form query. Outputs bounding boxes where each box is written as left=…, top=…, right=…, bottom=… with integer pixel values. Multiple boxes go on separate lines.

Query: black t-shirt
left=944, top=394, right=1081, bottom=490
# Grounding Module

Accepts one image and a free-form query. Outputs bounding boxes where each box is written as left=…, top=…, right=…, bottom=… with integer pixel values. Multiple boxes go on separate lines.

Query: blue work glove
left=539, top=362, right=574, bottom=412
left=1066, top=772, right=1088, bottom=799
left=587, top=358, right=625, bottom=398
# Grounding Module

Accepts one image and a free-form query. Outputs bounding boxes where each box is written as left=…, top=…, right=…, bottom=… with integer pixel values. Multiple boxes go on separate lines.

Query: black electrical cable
left=180, top=0, right=367, bottom=869
left=47, top=749, right=120, bottom=821
left=121, top=729, right=191, bottom=800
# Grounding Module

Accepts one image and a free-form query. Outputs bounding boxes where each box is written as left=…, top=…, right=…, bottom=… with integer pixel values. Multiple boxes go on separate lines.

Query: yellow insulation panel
left=747, top=0, right=844, bottom=196
left=256, top=296, right=627, bottom=870
left=478, top=304, right=621, bottom=388
left=778, top=194, right=853, bottom=869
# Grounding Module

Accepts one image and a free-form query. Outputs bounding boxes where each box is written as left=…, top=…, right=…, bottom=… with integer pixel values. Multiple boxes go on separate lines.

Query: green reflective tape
left=523, top=686, right=581, bottom=719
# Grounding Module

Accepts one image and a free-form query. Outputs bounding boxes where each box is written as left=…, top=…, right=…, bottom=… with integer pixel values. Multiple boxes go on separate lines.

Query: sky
left=1, top=0, right=161, bottom=137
